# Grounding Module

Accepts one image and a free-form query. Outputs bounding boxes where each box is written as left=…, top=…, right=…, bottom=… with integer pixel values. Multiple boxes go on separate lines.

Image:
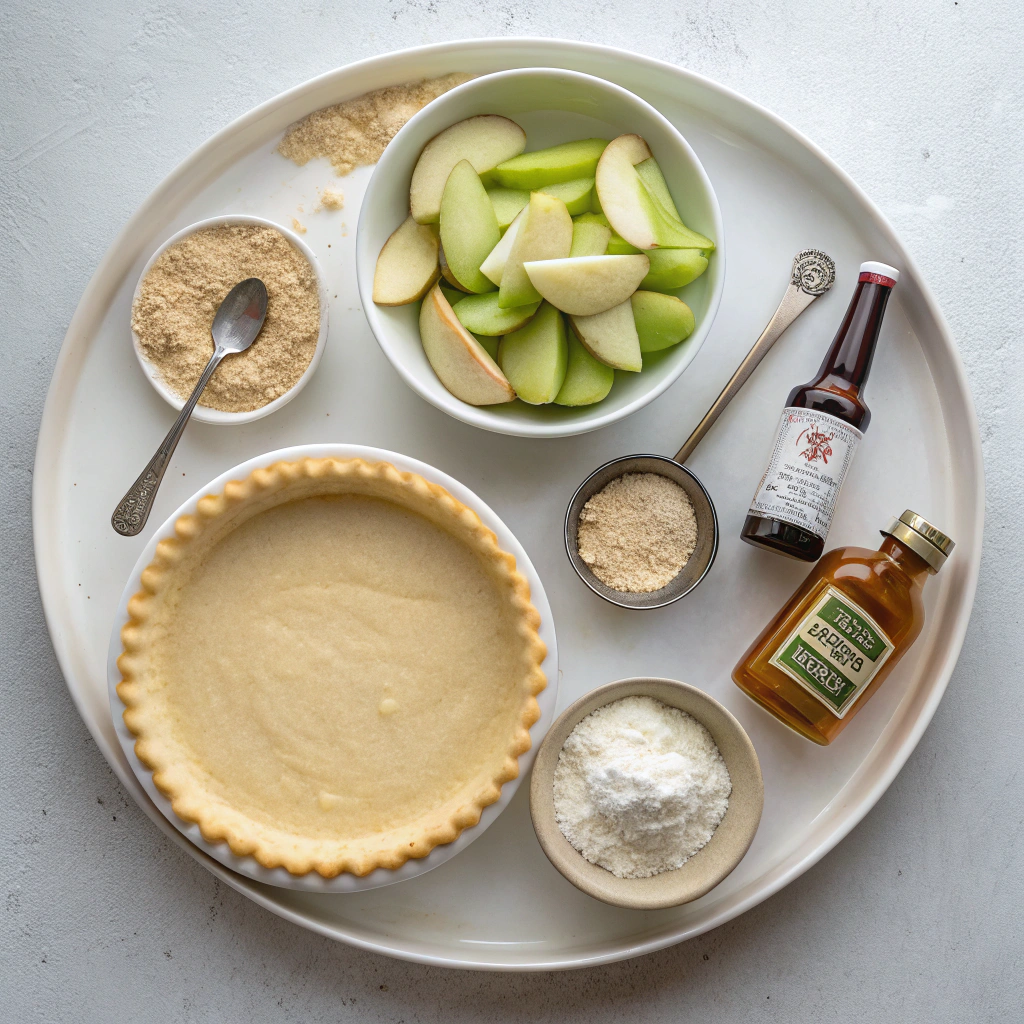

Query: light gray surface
left=1, top=0, right=1021, bottom=1018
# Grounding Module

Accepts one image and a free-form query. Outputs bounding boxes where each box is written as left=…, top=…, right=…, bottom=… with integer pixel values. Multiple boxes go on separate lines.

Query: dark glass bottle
left=741, top=262, right=899, bottom=561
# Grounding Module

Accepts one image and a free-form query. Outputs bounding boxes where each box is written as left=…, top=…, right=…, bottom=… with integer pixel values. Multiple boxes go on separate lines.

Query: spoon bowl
left=564, top=455, right=719, bottom=610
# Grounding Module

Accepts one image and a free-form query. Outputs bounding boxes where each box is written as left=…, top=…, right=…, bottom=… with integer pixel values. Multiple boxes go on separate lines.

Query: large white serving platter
left=33, top=39, right=982, bottom=970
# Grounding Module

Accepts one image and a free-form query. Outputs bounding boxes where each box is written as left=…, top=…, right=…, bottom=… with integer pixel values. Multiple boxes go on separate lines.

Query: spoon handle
left=111, top=349, right=225, bottom=537
left=673, top=250, right=835, bottom=464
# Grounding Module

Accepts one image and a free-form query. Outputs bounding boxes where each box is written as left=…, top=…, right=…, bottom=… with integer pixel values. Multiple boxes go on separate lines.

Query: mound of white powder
left=553, top=695, right=732, bottom=879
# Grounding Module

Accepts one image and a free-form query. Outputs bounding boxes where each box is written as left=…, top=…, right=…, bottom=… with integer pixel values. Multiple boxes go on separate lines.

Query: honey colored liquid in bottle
left=733, top=512, right=953, bottom=745
left=741, top=262, right=899, bottom=561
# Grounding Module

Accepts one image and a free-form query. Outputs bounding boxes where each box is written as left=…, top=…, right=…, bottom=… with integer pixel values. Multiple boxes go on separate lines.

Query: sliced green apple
left=410, top=115, right=526, bottom=224
left=454, top=291, right=540, bottom=335
left=418, top=284, right=516, bottom=405
left=439, top=159, right=501, bottom=293
left=634, top=157, right=682, bottom=222
left=631, top=290, right=695, bottom=353
left=523, top=254, right=649, bottom=316
left=570, top=215, right=612, bottom=257
left=487, top=187, right=530, bottom=230
left=595, top=134, right=715, bottom=250
left=539, top=177, right=595, bottom=215
left=498, top=192, right=573, bottom=308
left=497, top=302, right=568, bottom=404
left=438, top=245, right=470, bottom=292
left=640, top=248, right=709, bottom=292
left=474, top=332, right=499, bottom=361
left=438, top=280, right=466, bottom=306
left=554, top=331, right=615, bottom=406
left=479, top=208, right=525, bottom=286
left=568, top=300, right=642, bottom=372
left=372, top=216, right=440, bottom=306
left=492, top=139, right=608, bottom=189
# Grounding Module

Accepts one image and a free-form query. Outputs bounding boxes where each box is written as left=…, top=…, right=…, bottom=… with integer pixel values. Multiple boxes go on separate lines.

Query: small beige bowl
left=530, top=678, right=763, bottom=910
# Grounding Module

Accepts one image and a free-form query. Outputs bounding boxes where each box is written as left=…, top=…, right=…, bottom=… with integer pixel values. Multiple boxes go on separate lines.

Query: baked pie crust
left=117, top=457, right=546, bottom=877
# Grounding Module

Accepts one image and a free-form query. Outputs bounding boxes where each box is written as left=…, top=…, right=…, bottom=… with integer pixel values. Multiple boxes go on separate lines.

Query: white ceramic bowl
left=356, top=68, right=725, bottom=438
left=131, top=215, right=330, bottom=425
left=107, top=443, right=559, bottom=892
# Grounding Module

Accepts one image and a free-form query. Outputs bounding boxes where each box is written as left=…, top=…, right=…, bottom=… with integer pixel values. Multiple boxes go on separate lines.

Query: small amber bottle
left=733, top=511, right=954, bottom=745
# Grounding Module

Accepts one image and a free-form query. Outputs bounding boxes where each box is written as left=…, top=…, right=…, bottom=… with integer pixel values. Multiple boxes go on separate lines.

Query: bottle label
left=747, top=408, right=863, bottom=541
left=769, top=586, right=895, bottom=718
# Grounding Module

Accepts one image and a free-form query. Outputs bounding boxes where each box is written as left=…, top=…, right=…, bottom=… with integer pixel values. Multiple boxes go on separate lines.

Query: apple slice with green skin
left=568, top=300, right=642, bottom=371
left=497, top=302, right=568, bottom=404
left=499, top=192, right=573, bottom=308
left=438, top=280, right=465, bottom=306
left=570, top=216, right=612, bottom=257
left=595, top=135, right=715, bottom=250
left=523, top=254, right=649, bottom=316
left=439, top=159, right=501, bottom=293
left=438, top=245, right=470, bottom=292
left=640, top=249, right=709, bottom=292
left=554, top=331, right=615, bottom=406
left=410, top=115, right=526, bottom=224
left=419, top=284, right=516, bottom=405
left=487, top=188, right=530, bottom=230
left=474, top=332, right=499, bottom=361
left=373, top=216, right=440, bottom=306
left=479, top=208, right=525, bottom=286
left=454, top=291, right=540, bottom=335
left=487, top=178, right=594, bottom=229
left=492, top=139, right=608, bottom=189
left=631, top=290, right=695, bottom=353
left=634, top=157, right=682, bottom=222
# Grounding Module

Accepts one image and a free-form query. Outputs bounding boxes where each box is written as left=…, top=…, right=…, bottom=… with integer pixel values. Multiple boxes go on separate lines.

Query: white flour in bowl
left=553, top=695, right=731, bottom=879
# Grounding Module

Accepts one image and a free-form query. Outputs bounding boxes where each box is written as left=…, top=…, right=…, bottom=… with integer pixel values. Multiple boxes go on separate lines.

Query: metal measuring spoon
left=565, top=250, right=836, bottom=609
left=111, top=277, right=269, bottom=537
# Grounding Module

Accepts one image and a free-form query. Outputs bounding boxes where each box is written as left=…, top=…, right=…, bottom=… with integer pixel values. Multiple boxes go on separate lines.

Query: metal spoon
left=111, top=277, right=269, bottom=537
left=565, top=249, right=836, bottom=609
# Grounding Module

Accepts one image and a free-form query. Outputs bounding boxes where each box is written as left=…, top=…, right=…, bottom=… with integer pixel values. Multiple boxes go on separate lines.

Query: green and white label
left=769, top=586, right=895, bottom=718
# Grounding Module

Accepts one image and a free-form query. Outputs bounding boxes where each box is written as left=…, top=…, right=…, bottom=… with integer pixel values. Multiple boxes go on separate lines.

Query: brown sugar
left=277, top=73, right=472, bottom=176
left=132, top=224, right=320, bottom=413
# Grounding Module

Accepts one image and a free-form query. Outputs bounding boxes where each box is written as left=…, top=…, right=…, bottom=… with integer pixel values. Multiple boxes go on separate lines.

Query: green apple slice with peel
left=498, top=192, right=573, bottom=308
left=372, top=216, right=440, bottom=306
left=640, top=248, right=709, bottom=292
left=523, top=254, right=649, bottom=316
left=487, top=188, right=530, bottom=230
left=631, top=290, right=695, bottom=353
left=438, top=245, right=471, bottom=292
left=439, top=159, right=501, bottom=293
left=497, top=302, right=568, bottom=404
left=487, top=177, right=593, bottom=229
left=555, top=331, right=614, bottom=406
left=568, top=300, right=642, bottom=371
left=595, top=134, right=714, bottom=250
left=479, top=208, right=525, bottom=286
left=634, top=157, right=682, bottom=222
left=492, top=139, right=608, bottom=189
left=419, top=284, right=516, bottom=405
left=438, top=280, right=465, bottom=306
left=474, top=332, right=499, bottom=361
left=454, top=291, right=540, bottom=335
left=410, top=115, right=526, bottom=224
left=570, top=216, right=612, bottom=257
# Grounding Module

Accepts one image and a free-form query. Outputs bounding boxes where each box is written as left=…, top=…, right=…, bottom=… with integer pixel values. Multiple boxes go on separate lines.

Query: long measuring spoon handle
left=673, top=249, right=835, bottom=465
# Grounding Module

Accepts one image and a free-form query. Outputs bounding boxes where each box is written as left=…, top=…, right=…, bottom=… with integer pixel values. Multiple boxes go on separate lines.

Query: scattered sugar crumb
left=292, top=217, right=307, bottom=234
left=319, top=188, right=345, bottom=211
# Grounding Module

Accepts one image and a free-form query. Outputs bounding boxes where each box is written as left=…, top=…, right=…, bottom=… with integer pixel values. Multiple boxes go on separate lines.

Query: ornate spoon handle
left=111, top=350, right=225, bottom=537
left=674, top=249, right=835, bottom=464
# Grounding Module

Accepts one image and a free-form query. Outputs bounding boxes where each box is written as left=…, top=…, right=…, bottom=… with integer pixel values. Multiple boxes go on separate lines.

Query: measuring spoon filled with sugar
left=565, top=249, right=836, bottom=609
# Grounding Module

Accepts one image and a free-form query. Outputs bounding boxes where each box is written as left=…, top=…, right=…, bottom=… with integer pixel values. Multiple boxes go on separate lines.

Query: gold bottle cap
left=881, top=510, right=954, bottom=573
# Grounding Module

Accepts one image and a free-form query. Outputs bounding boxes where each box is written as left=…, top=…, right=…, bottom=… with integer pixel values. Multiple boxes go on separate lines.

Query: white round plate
left=34, top=39, right=982, bottom=970
left=106, top=443, right=559, bottom=893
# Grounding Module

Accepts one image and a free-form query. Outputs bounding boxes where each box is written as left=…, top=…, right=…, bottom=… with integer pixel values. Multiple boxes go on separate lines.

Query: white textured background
left=2, top=1, right=1022, bottom=1020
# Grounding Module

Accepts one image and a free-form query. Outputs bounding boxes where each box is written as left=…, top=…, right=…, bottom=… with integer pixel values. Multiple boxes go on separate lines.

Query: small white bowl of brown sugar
left=130, top=215, right=328, bottom=424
